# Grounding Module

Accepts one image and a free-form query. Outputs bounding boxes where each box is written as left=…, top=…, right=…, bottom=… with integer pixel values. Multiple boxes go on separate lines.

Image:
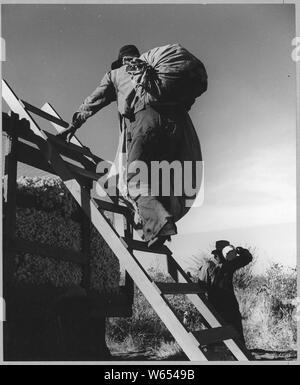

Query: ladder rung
left=193, top=326, right=239, bottom=346
left=21, top=100, right=69, bottom=128
left=94, top=198, right=131, bottom=216
left=155, top=282, right=206, bottom=295
left=67, top=163, right=105, bottom=181
left=124, top=239, right=171, bottom=255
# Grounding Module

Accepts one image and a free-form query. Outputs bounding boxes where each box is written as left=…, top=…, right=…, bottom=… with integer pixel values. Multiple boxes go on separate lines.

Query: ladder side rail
left=21, top=99, right=69, bottom=128
left=123, top=215, right=134, bottom=300
left=2, top=113, right=18, bottom=294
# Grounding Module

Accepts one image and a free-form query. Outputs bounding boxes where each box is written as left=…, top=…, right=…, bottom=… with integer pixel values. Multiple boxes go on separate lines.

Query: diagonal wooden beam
left=21, top=100, right=69, bottom=128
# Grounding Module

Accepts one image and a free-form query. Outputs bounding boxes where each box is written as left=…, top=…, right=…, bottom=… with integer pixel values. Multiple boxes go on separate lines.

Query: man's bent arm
left=221, top=249, right=253, bottom=274
left=73, top=71, right=116, bottom=128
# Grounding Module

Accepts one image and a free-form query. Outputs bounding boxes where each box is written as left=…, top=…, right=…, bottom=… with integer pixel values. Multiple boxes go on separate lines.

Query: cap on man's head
left=215, top=240, right=230, bottom=251
left=118, top=45, right=140, bottom=59
left=111, top=44, right=140, bottom=70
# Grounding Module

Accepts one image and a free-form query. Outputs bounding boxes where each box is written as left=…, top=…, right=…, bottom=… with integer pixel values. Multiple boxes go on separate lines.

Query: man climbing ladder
left=58, top=44, right=207, bottom=247
left=2, top=78, right=251, bottom=361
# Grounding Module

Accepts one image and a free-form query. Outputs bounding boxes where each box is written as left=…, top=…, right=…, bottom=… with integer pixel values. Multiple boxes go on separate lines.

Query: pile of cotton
left=13, top=177, right=120, bottom=293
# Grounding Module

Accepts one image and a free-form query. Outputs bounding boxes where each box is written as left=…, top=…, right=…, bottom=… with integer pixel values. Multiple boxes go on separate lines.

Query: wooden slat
left=80, top=186, right=92, bottom=289
left=47, top=135, right=99, bottom=168
left=6, top=237, right=86, bottom=265
left=3, top=119, right=18, bottom=291
left=155, top=282, right=206, bottom=295
left=194, top=326, right=240, bottom=346
left=16, top=141, right=102, bottom=186
left=94, top=198, right=130, bottom=216
left=67, top=163, right=104, bottom=182
left=46, top=132, right=105, bottom=163
left=21, top=100, right=69, bottom=128
left=123, top=213, right=135, bottom=302
left=123, top=238, right=171, bottom=255
left=167, top=253, right=179, bottom=283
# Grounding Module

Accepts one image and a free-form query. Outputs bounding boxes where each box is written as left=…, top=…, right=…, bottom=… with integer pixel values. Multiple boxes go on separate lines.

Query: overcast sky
left=2, top=4, right=296, bottom=271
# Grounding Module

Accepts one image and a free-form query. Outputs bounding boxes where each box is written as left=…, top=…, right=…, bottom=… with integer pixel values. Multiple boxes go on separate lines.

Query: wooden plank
left=154, top=282, right=206, bottom=295
left=124, top=238, right=171, bottom=255
left=46, top=132, right=105, bottom=164
left=47, top=134, right=99, bottom=169
left=6, top=237, right=86, bottom=265
left=167, top=253, right=179, bottom=283
left=67, top=163, right=104, bottom=182
left=80, top=186, right=92, bottom=289
left=193, top=326, right=239, bottom=346
left=123, top=215, right=134, bottom=302
left=3, top=119, right=18, bottom=291
left=94, top=198, right=130, bottom=216
left=21, top=99, right=69, bottom=128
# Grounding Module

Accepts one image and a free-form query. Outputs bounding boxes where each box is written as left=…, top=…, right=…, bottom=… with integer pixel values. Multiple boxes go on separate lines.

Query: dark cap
left=215, top=240, right=230, bottom=251
left=111, top=44, right=140, bottom=70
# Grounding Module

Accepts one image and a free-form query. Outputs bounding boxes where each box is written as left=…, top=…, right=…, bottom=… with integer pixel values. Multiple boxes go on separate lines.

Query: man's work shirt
left=198, top=251, right=252, bottom=325
left=73, top=66, right=145, bottom=127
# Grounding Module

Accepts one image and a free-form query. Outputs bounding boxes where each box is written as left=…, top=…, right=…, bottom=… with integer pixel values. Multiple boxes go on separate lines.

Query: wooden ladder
left=2, top=79, right=251, bottom=361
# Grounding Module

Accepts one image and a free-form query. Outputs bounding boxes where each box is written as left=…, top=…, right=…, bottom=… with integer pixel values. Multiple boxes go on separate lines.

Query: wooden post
left=167, top=253, right=179, bottom=283
left=123, top=215, right=134, bottom=302
left=3, top=112, right=19, bottom=294
left=80, top=185, right=92, bottom=290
